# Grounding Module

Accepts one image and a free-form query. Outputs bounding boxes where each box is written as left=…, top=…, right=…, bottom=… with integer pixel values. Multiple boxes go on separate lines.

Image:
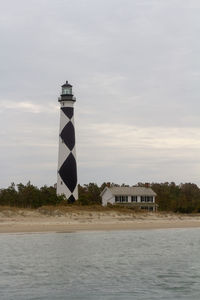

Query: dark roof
left=62, top=81, right=72, bottom=87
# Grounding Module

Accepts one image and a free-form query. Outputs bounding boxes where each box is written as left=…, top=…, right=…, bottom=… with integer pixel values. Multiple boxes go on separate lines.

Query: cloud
left=77, top=122, right=200, bottom=161
left=0, top=100, right=58, bottom=114
left=108, top=125, right=200, bottom=150
left=1, top=0, right=200, bottom=187
left=76, top=121, right=200, bottom=185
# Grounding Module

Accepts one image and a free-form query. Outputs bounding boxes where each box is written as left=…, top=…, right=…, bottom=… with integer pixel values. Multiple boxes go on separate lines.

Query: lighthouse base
left=57, top=174, right=78, bottom=202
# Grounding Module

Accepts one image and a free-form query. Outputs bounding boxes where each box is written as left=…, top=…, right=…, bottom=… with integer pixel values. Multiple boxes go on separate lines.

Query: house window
left=115, top=196, right=128, bottom=203
left=131, top=196, right=137, bottom=202
left=149, top=196, right=153, bottom=203
left=141, top=196, right=153, bottom=203
left=123, top=196, right=128, bottom=202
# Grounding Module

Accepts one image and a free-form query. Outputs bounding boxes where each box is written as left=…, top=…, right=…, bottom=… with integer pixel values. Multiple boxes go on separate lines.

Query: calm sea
left=0, top=228, right=200, bottom=300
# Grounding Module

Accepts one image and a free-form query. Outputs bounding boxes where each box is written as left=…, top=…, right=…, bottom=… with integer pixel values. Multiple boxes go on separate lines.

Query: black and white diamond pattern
left=57, top=105, right=78, bottom=202
left=61, top=107, right=74, bottom=119
left=60, top=121, right=75, bottom=151
left=59, top=153, right=77, bottom=192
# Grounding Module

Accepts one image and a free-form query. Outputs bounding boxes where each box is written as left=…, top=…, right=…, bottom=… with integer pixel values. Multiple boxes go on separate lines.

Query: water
left=0, top=228, right=200, bottom=300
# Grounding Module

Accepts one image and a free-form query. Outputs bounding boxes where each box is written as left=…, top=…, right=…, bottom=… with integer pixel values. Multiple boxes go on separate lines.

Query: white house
left=101, top=186, right=157, bottom=211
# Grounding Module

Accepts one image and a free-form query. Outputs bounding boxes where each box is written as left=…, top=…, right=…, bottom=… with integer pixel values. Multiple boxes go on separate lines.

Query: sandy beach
left=0, top=206, right=200, bottom=233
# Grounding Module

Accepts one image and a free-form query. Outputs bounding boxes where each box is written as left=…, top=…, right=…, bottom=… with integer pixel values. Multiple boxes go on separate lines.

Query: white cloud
left=0, top=100, right=58, bottom=114
left=1, top=0, right=200, bottom=187
left=78, top=123, right=200, bottom=150
left=76, top=122, right=200, bottom=185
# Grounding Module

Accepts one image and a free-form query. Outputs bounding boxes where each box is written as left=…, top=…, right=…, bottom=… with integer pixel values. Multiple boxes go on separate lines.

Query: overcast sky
left=1, top=0, right=200, bottom=188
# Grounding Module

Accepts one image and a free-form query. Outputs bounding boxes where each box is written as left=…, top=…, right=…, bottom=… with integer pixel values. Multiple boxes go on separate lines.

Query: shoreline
left=1, top=220, right=200, bottom=234
left=0, top=207, right=200, bottom=233
left=1, top=222, right=200, bottom=234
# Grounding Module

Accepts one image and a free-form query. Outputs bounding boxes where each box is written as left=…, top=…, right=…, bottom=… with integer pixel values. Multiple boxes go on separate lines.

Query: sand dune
left=0, top=206, right=200, bottom=233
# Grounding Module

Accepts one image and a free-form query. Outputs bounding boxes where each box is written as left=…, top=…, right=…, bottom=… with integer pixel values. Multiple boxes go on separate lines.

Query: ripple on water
left=0, top=229, right=200, bottom=300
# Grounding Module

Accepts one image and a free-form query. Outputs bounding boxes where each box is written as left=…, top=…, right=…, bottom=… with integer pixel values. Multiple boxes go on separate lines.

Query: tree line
left=150, top=182, right=200, bottom=213
left=0, top=181, right=200, bottom=213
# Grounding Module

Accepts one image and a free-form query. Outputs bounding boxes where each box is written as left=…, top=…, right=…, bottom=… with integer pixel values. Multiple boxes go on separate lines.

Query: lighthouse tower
left=57, top=81, right=78, bottom=202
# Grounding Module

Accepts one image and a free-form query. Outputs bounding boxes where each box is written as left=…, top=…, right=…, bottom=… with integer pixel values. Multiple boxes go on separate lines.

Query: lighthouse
left=57, top=81, right=78, bottom=202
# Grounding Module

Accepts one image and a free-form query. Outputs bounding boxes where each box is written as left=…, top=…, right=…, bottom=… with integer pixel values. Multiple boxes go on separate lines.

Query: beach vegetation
left=0, top=181, right=200, bottom=213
